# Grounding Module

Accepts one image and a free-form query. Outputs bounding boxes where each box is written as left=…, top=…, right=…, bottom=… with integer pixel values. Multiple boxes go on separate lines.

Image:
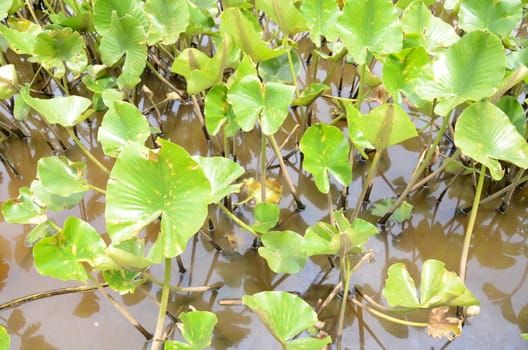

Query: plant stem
left=350, top=298, right=428, bottom=328
left=66, top=128, right=110, bottom=174
left=267, top=134, right=305, bottom=210
left=327, top=190, right=335, bottom=226
left=151, top=258, right=171, bottom=350
left=351, top=149, right=382, bottom=219
left=145, top=272, right=223, bottom=292
left=459, top=165, right=486, bottom=281
left=336, top=256, right=351, bottom=350
left=218, top=203, right=259, bottom=237
left=87, top=183, right=106, bottom=194
left=260, top=131, right=267, bottom=203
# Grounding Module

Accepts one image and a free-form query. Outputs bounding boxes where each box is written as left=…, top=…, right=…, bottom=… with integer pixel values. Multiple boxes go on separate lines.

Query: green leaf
left=496, top=95, right=526, bottom=137
left=255, top=0, right=308, bottom=35
left=105, top=139, right=211, bottom=259
left=459, top=0, right=522, bottom=37
left=204, top=84, right=239, bottom=136
left=300, top=0, right=340, bottom=47
left=286, top=336, right=332, bottom=350
left=194, top=156, right=245, bottom=203
left=342, top=101, right=374, bottom=155
left=299, top=124, right=352, bottom=193
left=97, top=101, right=151, bottom=157
left=356, top=103, right=417, bottom=151
left=93, top=0, right=143, bottom=36
left=302, top=221, right=340, bottom=256
left=521, top=333, right=528, bottom=341
left=0, top=64, right=17, bottom=99
left=145, top=0, right=189, bottom=45
left=100, top=13, right=147, bottom=89
left=228, top=75, right=295, bottom=135
left=336, top=0, right=402, bottom=64
left=258, top=51, right=301, bottom=83
left=33, top=217, right=106, bottom=282
left=0, top=18, right=42, bottom=55
left=259, top=230, right=307, bottom=274
left=0, top=325, right=9, bottom=350
left=220, top=8, right=285, bottom=62
left=1, top=187, right=46, bottom=224
left=103, top=269, right=145, bottom=294
left=36, top=156, right=89, bottom=197
left=383, top=260, right=480, bottom=309
left=383, top=47, right=430, bottom=106
left=165, top=311, right=217, bottom=350
left=30, top=180, right=85, bottom=211
left=371, top=198, right=413, bottom=223
left=252, top=202, right=280, bottom=233
left=454, top=100, right=528, bottom=180
left=26, top=221, right=55, bottom=246
left=383, top=262, right=420, bottom=308
left=292, top=83, right=330, bottom=107
left=171, top=48, right=225, bottom=94
left=401, top=0, right=459, bottom=54
left=242, top=291, right=321, bottom=343
left=416, top=31, right=505, bottom=115
left=20, top=85, right=92, bottom=127
left=0, top=1, right=12, bottom=20
left=30, top=27, right=88, bottom=78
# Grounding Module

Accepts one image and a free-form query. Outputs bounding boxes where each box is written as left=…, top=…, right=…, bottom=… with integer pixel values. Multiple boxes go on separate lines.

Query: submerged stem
left=151, top=258, right=171, bottom=350
left=459, top=165, right=487, bottom=281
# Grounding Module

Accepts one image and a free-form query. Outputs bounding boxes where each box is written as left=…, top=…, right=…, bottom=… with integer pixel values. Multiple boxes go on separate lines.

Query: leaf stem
left=66, top=128, right=110, bottom=174
left=351, top=298, right=428, bottom=328
left=87, top=183, right=106, bottom=194
left=459, top=165, right=486, bottom=281
left=151, top=258, right=171, bottom=350
left=352, top=149, right=382, bottom=219
left=218, top=203, right=259, bottom=237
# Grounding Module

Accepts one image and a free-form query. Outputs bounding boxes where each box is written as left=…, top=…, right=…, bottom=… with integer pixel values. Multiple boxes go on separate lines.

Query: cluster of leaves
left=1, top=0, right=528, bottom=348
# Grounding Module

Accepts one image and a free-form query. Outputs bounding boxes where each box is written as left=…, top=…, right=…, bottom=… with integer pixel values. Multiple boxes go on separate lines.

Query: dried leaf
left=427, top=306, right=462, bottom=340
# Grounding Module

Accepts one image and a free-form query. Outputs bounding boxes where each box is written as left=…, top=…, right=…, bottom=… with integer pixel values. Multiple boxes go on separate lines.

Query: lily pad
left=105, top=139, right=211, bottom=260
left=259, top=230, right=307, bottom=274
left=33, top=217, right=106, bottom=282
left=165, top=311, right=217, bottom=350
left=454, top=100, right=528, bottom=180
left=299, top=123, right=352, bottom=193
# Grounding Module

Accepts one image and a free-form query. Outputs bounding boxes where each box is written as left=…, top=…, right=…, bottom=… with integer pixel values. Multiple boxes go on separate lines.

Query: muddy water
left=1, top=89, right=528, bottom=350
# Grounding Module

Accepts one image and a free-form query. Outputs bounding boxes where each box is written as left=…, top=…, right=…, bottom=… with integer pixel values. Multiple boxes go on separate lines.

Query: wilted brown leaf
left=427, top=306, right=462, bottom=341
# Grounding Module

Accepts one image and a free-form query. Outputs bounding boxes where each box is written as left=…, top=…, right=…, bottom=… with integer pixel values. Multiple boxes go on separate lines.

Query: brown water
left=1, top=81, right=528, bottom=350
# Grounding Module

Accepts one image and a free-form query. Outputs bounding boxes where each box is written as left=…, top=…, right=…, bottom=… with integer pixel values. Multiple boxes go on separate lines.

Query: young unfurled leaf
left=299, top=123, right=351, bottom=193
left=165, top=311, right=217, bottom=350
left=259, top=230, right=307, bottom=274
left=33, top=217, right=106, bottom=282
left=454, top=100, right=528, bottom=180
left=242, top=291, right=331, bottom=347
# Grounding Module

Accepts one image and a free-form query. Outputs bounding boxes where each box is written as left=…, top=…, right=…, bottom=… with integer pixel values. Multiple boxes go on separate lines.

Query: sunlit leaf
left=103, top=269, right=145, bottom=294
left=355, top=103, right=417, bottom=151
left=299, top=123, right=352, bottom=193
left=165, top=311, right=217, bottom=350
left=496, top=96, right=526, bottom=137
left=0, top=1, right=12, bottom=20
left=521, top=333, right=528, bottom=341
left=416, top=31, right=505, bottom=115
left=454, top=100, right=528, bottom=180
left=93, top=0, right=143, bottom=36
left=342, top=101, right=374, bottom=155
left=255, top=0, right=308, bottom=35
left=336, top=0, right=402, bottom=64
left=171, top=47, right=225, bottom=94
left=1, top=187, right=46, bottom=224
left=300, top=0, right=340, bottom=47
left=258, top=51, right=301, bottom=83
left=459, top=0, right=522, bottom=37
left=252, top=202, right=280, bottom=233
left=371, top=198, right=413, bottom=223
left=383, top=262, right=421, bottom=308
left=20, top=85, right=92, bottom=127
left=220, top=8, right=285, bottom=62
left=194, top=156, right=245, bottom=203
left=302, top=221, right=340, bottom=256
left=30, top=180, right=85, bottom=211
left=243, top=291, right=322, bottom=343
left=292, top=83, right=330, bottom=107
left=145, top=0, right=189, bottom=45
left=33, top=217, right=106, bottom=282
left=228, top=75, right=295, bottom=135
left=105, top=139, right=211, bottom=260
left=100, top=13, right=147, bottom=89
left=0, top=64, right=17, bottom=99
left=204, top=84, right=239, bottom=136
left=36, top=156, right=89, bottom=197
left=286, top=336, right=332, bottom=350
left=259, top=230, right=307, bottom=274
left=30, top=27, right=88, bottom=78
left=97, top=101, right=151, bottom=157
left=0, top=325, right=9, bottom=350
left=0, top=18, right=41, bottom=55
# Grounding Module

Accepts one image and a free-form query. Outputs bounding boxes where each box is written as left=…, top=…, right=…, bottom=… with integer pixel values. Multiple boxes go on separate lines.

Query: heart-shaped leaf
left=194, top=155, right=244, bottom=204
left=36, top=156, right=89, bottom=197
left=171, top=47, right=225, bottom=94
left=1, top=187, right=46, bottom=224
left=299, top=123, right=352, bottom=193
left=93, top=0, right=143, bottom=36
left=33, top=217, right=106, bottom=282
left=300, top=0, right=340, bottom=47
left=165, top=311, right=217, bottom=350
left=259, top=230, right=307, bottom=274
left=105, top=139, right=211, bottom=259
left=243, top=291, right=328, bottom=344
left=336, top=0, right=402, bottom=64
left=454, top=100, right=528, bottom=180
left=144, top=0, right=189, bottom=45
left=97, top=101, right=151, bottom=157
left=20, top=85, right=92, bottom=127
left=416, top=30, right=505, bottom=115
left=255, top=0, right=307, bottom=36
left=252, top=202, right=280, bottom=234
left=459, top=0, right=522, bottom=38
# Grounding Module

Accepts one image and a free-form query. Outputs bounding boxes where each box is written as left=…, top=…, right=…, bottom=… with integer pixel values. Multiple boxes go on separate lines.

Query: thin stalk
left=260, top=131, right=267, bottom=203
left=145, top=61, right=183, bottom=98
left=151, top=258, right=172, bottom=350
left=355, top=64, right=367, bottom=108
left=267, top=134, right=305, bottom=210
left=283, top=37, right=300, bottom=98
left=409, top=150, right=461, bottom=192
left=218, top=203, right=259, bottom=237
left=66, top=128, right=110, bottom=174
left=472, top=173, right=528, bottom=209
left=459, top=165, right=486, bottom=281
left=87, top=183, right=106, bottom=195
left=336, top=256, right=351, bottom=350
left=351, top=150, right=382, bottom=219
left=350, top=298, right=428, bottom=328
left=327, top=190, right=335, bottom=226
